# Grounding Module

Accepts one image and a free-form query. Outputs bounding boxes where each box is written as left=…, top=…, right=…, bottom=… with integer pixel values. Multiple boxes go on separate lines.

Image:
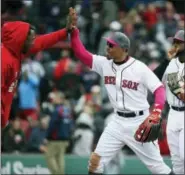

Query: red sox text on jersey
left=104, top=76, right=139, bottom=90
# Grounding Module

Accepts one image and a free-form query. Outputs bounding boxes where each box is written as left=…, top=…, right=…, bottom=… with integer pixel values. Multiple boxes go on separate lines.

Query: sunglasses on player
left=107, top=41, right=117, bottom=48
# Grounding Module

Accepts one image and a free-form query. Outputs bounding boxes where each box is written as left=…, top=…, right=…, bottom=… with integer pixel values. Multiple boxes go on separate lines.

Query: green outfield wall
left=1, top=154, right=172, bottom=174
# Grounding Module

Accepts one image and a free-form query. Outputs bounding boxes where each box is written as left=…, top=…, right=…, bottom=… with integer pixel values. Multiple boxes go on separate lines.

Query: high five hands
left=66, top=7, right=77, bottom=32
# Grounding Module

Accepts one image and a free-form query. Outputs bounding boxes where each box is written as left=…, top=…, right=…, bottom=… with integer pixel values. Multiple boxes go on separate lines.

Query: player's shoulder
left=168, top=58, right=177, bottom=65
left=166, top=58, right=178, bottom=70
left=92, top=54, right=112, bottom=65
left=131, top=57, right=148, bottom=69
left=169, top=57, right=177, bottom=63
left=93, top=54, right=109, bottom=61
left=130, top=57, right=155, bottom=77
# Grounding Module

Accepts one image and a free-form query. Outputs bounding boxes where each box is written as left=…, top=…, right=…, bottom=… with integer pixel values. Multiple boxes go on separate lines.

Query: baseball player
left=162, top=30, right=184, bottom=174
left=69, top=10, right=172, bottom=174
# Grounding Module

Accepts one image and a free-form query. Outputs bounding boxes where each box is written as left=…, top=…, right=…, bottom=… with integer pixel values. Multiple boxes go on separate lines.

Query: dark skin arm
left=153, top=47, right=177, bottom=80
left=153, top=59, right=170, bottom=80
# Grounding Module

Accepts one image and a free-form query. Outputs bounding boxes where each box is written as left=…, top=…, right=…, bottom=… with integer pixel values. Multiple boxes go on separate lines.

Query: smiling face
left=172, top=39, right=184, bottom=52
left=106, top=41, right=128, bottom=61
left=104, top=32, right=130, bottom=62
left=168, top=39, right=185, bottom=60
left=170, top=30, right=185, bottom=58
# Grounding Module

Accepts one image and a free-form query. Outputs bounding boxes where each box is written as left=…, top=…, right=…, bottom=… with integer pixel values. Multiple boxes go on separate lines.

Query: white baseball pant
left=167, top=108, right=184, bottom=174
left=89, top=110, right=171, bottom=174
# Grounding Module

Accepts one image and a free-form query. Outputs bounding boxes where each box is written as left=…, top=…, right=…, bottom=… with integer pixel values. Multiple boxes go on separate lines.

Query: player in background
left=154, top=48, right=176, bottom=80
left=1, top=9, right=77, bottom=128
left=162, top=30, right=184, bottom=174
left=69, top=8, right=172, bottom=175
left=153, top=30, right=182, bottom=81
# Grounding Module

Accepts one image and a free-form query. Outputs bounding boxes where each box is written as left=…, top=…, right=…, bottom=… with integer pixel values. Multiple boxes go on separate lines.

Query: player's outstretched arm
left=27, top=29, right=68, bottom=55
left=70, top=28, right=93, bottom=68
left=27, top=8, right=77, bottom=55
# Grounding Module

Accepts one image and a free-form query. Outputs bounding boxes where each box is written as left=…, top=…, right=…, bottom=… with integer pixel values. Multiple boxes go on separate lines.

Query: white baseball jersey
left=163, top=57, right=185, bottom=107
left=92, top=55, right=162, bottom=112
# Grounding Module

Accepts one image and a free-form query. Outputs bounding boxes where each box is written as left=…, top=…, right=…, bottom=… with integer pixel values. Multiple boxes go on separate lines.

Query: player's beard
left=177, top=50, right=185, bottom=63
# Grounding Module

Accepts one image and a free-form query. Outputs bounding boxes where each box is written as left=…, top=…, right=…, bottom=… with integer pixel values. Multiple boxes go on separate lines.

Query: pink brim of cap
left=103, top=37, right=119, bottom=46
left=168, top=37, right=184, bottom=43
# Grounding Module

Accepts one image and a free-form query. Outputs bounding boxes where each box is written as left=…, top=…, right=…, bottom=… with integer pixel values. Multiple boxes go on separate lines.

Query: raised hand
left=66, top=7, right=77, bottom=32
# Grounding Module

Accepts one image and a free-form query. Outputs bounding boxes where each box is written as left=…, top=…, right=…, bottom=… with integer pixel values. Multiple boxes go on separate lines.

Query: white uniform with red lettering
left=91, top=55, right=171, bottom=174
left=163, top=58, right=184, bottom=174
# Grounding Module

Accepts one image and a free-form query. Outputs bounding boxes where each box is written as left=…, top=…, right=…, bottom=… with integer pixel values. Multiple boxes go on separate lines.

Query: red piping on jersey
left=71, top=28, right=93, bottom=68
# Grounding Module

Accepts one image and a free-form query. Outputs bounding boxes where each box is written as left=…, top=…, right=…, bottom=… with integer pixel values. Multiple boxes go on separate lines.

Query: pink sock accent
left=154, top=85, right=166, bottom=110
left=71, top=28, right=93, bottom=68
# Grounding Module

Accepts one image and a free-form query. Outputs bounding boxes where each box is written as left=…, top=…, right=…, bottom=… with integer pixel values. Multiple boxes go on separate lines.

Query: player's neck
left=114, top=55, right=129, bottom=65
left=178, top=56, right=185, bottom=63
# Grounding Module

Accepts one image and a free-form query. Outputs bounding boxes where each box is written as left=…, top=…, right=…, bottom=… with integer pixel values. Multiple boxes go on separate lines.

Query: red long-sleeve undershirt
left=26, top=28, right=68, bottom=56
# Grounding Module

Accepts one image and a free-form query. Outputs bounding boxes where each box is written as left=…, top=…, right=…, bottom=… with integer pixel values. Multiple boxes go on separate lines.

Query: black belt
left=171, top=106, right=185, bottom=111
left=117, top=111, right=144, bottom=118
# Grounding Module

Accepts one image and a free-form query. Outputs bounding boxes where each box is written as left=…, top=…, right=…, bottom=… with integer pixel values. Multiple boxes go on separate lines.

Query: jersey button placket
left=116, top=70, right=123, bottom=109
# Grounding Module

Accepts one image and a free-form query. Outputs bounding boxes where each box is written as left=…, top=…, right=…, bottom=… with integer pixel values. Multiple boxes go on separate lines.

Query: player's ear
left=123, top=48, right=128, bottom=52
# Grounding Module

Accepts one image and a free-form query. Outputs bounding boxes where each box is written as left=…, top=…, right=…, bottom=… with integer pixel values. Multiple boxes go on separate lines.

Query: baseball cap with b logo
left=103, top=32, right=130, bottom=49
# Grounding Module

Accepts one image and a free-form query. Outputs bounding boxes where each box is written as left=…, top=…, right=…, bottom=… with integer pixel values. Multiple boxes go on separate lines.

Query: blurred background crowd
left=1, top=0, right=184, bottom=160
